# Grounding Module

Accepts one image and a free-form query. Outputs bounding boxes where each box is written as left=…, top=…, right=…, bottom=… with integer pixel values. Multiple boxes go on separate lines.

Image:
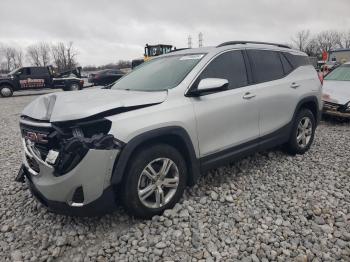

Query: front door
left=190, top=50, right=260, bottom=157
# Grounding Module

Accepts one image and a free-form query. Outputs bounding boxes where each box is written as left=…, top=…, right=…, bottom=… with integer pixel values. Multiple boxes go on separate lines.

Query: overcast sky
left=1, top=0, right=349, bottom=66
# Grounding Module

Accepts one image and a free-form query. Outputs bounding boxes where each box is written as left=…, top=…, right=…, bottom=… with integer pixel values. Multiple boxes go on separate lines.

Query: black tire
left=285, top=109, right=316, bottom=155
left=66, top=82, right=80, bottom=91
left=120, top=144, right=187, bottom=219
left=0, top=85, right=14, bottom=97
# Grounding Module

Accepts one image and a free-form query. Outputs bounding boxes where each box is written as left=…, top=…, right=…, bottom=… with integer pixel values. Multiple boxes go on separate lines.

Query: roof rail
left=217, top=41, right=291, bottom=49
left=169, top=48, right=190, bottom=53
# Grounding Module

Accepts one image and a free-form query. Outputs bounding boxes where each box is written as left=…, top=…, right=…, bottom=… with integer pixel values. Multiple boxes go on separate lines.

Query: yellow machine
left=132, top=44, right=174, bottom=69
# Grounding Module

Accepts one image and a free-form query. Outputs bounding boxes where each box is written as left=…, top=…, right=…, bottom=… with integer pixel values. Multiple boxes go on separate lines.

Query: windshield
left=111, top=54, right=204, bottom=91
left=325, top=65, right=350, bottom=81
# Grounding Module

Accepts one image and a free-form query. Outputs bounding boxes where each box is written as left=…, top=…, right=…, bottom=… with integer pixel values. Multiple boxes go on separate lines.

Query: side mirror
left=188, top=78, right=229, bottom=96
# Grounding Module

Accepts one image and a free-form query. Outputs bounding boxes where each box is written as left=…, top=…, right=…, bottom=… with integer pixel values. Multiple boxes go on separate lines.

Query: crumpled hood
left=322, top=80, right=350, bottom=105
left=21, top=89, right=167, bottom=122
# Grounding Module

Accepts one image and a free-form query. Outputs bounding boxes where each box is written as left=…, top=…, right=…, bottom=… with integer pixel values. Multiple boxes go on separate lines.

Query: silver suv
left=16, top=41, right=322, bottom=218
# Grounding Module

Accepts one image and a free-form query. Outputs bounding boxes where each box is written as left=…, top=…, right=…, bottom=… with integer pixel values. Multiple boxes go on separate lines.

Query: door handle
left=290, top=82, right=300, bottom=89
left=243, top=92, right=256, bottom=99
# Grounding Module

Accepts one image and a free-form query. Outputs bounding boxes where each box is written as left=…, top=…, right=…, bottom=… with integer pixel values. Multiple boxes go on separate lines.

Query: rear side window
left=283, top=53, right=310, bottom=68
left=279, top=53, right=293, bottom=74
left=198, top=50, right=248, bottom=89
left=31, top=67, right=49, bottom=76
left=247, top=50, right=284, bottom=83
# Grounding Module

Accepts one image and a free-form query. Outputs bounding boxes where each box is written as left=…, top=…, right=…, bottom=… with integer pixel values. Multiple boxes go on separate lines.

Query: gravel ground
left=0, top=90, right=350, bottom=262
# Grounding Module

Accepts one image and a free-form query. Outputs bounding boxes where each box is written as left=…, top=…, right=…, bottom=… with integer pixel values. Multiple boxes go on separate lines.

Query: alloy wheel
left=296, top=116, right=313, bottom=148
left=137, top=158, right=179, bottom=209
left=1, top=87, right=12, bottom=97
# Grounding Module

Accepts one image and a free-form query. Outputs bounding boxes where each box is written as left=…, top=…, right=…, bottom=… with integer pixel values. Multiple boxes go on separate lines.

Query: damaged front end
left=18, top=116, right=123, bottom=179
left=323, top=100, right=350, bottom=119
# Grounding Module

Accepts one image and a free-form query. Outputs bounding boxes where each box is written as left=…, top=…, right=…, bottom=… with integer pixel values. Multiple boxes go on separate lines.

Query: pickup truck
left=0, top=66, right=84, bottom=97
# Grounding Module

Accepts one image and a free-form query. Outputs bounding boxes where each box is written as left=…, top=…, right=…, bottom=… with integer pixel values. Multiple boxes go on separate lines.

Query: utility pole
left=188, top=35, right=192, bottom=48
left=198, top=32, right=203, bottom=48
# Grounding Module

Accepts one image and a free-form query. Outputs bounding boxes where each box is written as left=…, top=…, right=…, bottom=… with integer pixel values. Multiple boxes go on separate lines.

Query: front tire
left=121, top=144, right=187, bottom=219
left=285, top=109, right=316, bottom=155
left=0, top=85, right=14, bottom=97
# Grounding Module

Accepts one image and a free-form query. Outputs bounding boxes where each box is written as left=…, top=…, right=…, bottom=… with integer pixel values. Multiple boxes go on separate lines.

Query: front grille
left=20, top=122, right=58, bottom=161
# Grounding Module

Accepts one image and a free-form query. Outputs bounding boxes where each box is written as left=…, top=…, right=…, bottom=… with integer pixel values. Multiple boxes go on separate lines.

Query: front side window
left=325, top=65, right=350, bottom=81
left=247, top=50, right=284, bottom=83
left=18, top=68, right=31, bottom=76
left=111, top=54, right=204, bottom=91
left=196, top=51, right=248, bottom=89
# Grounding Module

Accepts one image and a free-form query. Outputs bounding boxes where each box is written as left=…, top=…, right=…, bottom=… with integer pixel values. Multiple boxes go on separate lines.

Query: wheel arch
left=0, top=81, right=15, bottom=89
left=111, top=126, right=200, bottom=186
left=294, top=96, right=320, bottom=125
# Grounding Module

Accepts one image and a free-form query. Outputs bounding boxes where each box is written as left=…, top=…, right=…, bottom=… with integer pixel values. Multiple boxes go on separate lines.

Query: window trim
left=185, top=49, right=250, bottom=96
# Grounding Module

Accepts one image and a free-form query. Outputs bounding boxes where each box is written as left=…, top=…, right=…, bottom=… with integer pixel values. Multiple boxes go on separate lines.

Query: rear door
left=246, top=49, right=297, bottom=137
left=191, top=50, right=260, bottom=157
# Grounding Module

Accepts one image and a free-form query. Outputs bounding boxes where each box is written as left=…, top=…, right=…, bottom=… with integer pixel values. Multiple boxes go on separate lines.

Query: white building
left=329, top=48, right=350, bottom=63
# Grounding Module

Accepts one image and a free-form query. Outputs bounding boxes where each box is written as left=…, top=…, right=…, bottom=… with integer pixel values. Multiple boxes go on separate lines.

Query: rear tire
left=66, top=83, right=80, bottom=91
left=121, top=144, right=187, bottom=219
left=0, top=85, right=14, bottom=97
left=285, top=109, right=316, bottom=155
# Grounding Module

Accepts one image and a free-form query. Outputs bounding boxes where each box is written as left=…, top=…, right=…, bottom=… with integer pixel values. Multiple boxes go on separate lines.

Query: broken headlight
left=51, top=118, right=122, bottom=176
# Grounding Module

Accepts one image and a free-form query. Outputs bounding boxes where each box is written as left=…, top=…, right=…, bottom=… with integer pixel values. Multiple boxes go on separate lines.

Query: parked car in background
left=322, top=62, right=350, bottom=118
left=88, top=69, right=124, bottom=86
left=16, top=41, right=321, bottom=218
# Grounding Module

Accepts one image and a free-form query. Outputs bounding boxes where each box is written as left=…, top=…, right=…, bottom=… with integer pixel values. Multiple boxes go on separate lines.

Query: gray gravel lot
left=0, top=90, right=350, bottom=262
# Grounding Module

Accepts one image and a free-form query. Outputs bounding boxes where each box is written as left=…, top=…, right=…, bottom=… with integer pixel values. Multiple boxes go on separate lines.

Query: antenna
left=198, top=32, right=203, bottom=47
left=188, top=35, right=192, bottom=48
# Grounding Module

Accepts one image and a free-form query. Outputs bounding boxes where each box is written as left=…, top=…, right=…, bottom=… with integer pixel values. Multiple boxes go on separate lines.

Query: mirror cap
left=197, top=78, right=229, bottom=91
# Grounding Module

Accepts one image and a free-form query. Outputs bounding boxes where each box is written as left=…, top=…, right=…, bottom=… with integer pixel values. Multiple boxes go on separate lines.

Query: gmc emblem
left=25, top=131, right=48, bottom=144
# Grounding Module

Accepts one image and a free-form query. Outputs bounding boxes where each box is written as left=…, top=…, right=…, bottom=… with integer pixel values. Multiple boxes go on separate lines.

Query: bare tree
left=26, top=44, right=41, bottom=66
left=316, top=30, right=342, bottom=52
left=304, top=38, right=320, bottom=57
left=51, top=41, right=77, bottom=71
left=12, top=48, right=23, bottom=68
left=292, top=30, right=311, bottom=52
left=26, top=42, right=51, bottom=66
left=1, top=46, right=22, bottom=71
left=340, top=31, right=350, bottom=49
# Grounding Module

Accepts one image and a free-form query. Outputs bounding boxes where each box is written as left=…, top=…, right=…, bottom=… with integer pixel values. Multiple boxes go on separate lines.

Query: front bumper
left=24, top=167, right=117, bottom=216
left=21, top=139, right=120, bottom=216
left=323, top=101, right=350, bottom=118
